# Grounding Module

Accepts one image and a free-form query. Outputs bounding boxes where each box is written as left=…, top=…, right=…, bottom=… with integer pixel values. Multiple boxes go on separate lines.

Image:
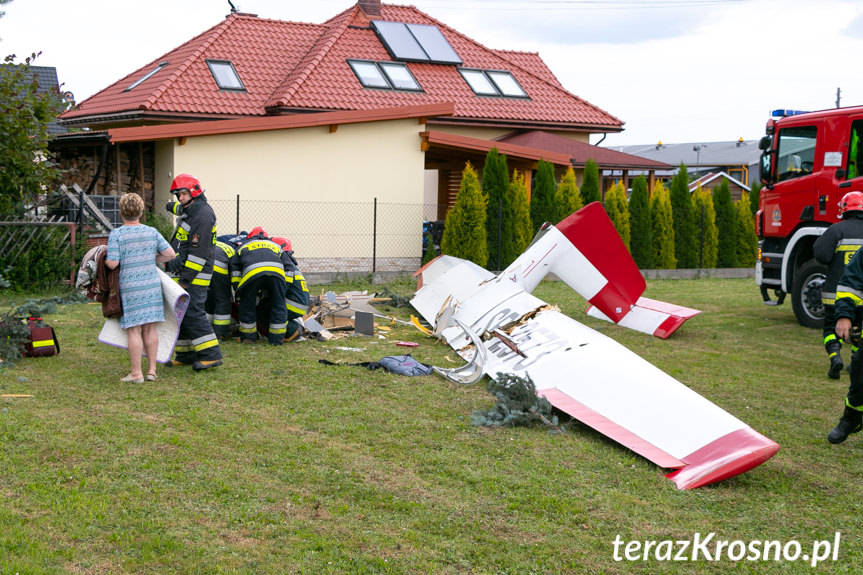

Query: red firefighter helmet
left=248, top=226, right=268, bottom=238
left=271, top=236, right=293, bottom=252
left=839, top=191, right=863, bottom=217
left=170, top=173, right=204, bottom=198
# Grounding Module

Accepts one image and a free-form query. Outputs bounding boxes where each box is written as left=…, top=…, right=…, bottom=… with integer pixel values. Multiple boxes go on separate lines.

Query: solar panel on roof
left=371, top=20, right=461, bottom=65
left=372, top=21, right=428, bottom=62
left=406, top=24, right=461, bottom=65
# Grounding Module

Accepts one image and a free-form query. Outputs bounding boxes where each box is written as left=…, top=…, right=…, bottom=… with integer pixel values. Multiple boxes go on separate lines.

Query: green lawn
left=1, top=277, right=861, bottom=574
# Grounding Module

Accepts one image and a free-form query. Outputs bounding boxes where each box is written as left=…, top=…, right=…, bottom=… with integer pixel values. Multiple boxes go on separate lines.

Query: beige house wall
left=155, top=119, right=427, bottom=266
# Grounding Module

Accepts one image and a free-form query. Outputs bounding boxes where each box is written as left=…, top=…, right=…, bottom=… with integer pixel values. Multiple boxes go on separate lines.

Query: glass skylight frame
left=124, top=62, right=169, bottom=92
left=206, top=59, right=246, bottom=92
left=459, top=68, right=529, bottom=99
left=347, top=59, right=423, bottom=92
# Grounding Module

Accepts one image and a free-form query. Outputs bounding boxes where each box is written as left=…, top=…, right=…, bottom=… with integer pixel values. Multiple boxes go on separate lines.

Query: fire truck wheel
left=791, top=259, right=826, bottom=329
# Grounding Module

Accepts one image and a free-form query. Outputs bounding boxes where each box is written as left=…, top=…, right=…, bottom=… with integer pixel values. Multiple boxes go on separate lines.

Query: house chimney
left=358, top=0, right=381, bottom=17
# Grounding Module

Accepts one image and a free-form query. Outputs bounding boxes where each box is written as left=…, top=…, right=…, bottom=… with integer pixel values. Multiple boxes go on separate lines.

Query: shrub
left=670, top=164, right=697, bottom=268
left=530, top=159, right=556, bottom=234
left=483, top=148, right=513, bottom=271
left=555, top=166, right=582, bottom=222
left=629, top=175, right=653, bottom=269
left=713, top=179, right=737, bottom=267
left=693, top=186, right=718, bottom=268
left=735, top=191, right=758, bottom=266
left=650, top=182, right=676, bottom=269
left=604, top=180, right=630, bottom=252
left=441, top=163, right=488, bottom=267
left=580, top=159, right=601, bottom=205
left=510, top=170, right=533, bottom=256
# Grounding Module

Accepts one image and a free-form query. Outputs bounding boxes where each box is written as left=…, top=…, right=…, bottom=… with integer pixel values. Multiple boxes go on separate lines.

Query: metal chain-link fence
left=208, top=197, right=441, bottom=274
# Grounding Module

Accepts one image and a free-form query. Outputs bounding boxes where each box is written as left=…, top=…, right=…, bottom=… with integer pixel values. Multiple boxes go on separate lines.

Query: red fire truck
left=757, top=106, right=863, bottom=327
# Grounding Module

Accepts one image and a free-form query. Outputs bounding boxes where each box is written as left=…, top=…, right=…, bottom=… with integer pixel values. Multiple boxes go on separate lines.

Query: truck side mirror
left=758, top=136, right=772, bottom=151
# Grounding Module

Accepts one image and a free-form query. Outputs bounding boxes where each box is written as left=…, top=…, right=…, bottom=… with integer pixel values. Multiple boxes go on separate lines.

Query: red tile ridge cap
left=142, top=13, right=241, bottom=111
left=268, top=6, right=359, bottom=108
left=108, top=102, right=455, bottom=142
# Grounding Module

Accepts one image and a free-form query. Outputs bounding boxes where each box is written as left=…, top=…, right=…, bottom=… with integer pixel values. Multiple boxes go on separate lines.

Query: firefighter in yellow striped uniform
left=272, top=237, right=310, bottom=342
left=206, top=238, right=237, bottom=340
left=230, top=229, right=288, bottom=345
left=164, top=173, right=222, bottom=370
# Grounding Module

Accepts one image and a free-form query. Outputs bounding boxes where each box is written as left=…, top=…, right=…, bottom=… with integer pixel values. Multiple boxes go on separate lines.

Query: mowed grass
left=1, top=277, right=863, bottom=574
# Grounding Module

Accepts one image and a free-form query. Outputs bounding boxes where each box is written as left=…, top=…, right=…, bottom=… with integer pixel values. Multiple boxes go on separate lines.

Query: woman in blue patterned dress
left=105, top=193, right=176, bottom=383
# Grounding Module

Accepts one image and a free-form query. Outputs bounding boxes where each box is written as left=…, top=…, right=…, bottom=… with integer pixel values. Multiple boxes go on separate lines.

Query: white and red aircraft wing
left=411, top=203, right=778, bottom=489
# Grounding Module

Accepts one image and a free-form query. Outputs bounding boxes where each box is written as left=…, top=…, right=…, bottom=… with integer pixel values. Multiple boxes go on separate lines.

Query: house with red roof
left=51, top=0, right=668, bottom=272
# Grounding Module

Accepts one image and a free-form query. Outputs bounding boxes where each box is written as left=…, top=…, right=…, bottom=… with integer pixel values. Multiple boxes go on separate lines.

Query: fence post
left=78, top=187, right=85, bottom=238
left=236, top=194, right=240, bottom=235
left=372, top=197, right=377, bottom=275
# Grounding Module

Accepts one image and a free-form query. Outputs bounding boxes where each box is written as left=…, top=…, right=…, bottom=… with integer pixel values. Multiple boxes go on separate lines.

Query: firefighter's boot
left=828, top=352, right=844, bottom=380
left=827, top=402, right=863, bottom=444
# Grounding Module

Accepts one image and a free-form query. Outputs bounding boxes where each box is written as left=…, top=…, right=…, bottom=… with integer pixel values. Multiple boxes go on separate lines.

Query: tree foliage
left=749, top=181, right=762, bottom=218
left=628, top=175, right=653, bottom=269
left=441, top=162, right=488, bottom=267
left=0, top=54, right=66, bottom=216
left=669, top=164, right=697, bottom=268
left=735, top=190, right=758, bottom=267
left=555, top=166, right=582, bottom=222
left=482, top=148, right=513, bottom=271
left=530, top=159, right=556, bottom=234
left=510, top=170, right=533, bottom=256
left=604, top=180, right=630, bottom=252
left=693, top=186, right=718, bottom=268
left=580, top=159, right=601, bottom=206
left=713, top=179, right=737, bottom=267
left=650, top=182, right=676, bottom=269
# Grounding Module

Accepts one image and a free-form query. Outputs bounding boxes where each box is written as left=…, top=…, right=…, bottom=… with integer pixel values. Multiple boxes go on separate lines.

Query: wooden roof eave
left=421, top=130, right=571, bottom=166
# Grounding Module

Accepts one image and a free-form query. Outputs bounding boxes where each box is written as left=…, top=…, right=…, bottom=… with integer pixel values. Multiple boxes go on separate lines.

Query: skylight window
left=459, top=68, right=528, bottom=99
left=206, top=59, right=245, bottom=91
left=348, top=60, right=422, bottom=92
left=371, top=20, right=462, bottom=65
left=124, top=62, right=168, bottom=92
left=486, top=70, right=527, bottom=98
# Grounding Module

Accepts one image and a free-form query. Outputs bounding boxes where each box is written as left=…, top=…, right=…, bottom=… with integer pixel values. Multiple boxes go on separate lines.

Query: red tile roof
left=61, top=3, right=623, bottom=133
left=498, top=131, right=672, bottom=170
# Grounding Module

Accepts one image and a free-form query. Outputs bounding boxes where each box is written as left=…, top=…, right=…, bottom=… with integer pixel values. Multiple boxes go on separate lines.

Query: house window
left=124, top=62, right=168, bottom=92
left=371, top=21, right=462, bottom=65
left=206, top=59, right=245, bottom=91
left=459, top=68, right=528, bottom=98
left=348, top=60, right=422, bottom=92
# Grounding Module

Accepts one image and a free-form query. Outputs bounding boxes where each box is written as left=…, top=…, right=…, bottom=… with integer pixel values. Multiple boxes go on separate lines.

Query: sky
left=1, top=0, right=861, bottom=147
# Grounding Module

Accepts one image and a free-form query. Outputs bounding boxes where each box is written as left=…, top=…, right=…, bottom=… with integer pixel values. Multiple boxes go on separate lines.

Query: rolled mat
left=98, top=269, right=190, bottom=363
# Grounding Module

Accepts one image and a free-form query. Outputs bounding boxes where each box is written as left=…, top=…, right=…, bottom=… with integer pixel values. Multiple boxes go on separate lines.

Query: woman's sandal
left=120, top=374, right=145, bottom=383
left=146, top=374, right=158, bottom=381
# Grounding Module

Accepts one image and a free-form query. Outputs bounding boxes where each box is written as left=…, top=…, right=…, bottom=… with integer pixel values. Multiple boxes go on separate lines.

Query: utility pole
left=836, top=87, right=841, bottom=108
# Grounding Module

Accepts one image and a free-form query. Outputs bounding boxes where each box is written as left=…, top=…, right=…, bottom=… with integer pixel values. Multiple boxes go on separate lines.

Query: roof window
left=371, top=21, right=462, bottom=65
left=124, top=62, right=168, bottom=92
left=459, top=68, right=528, bottom=98
left=348, top=60, right=422, bottom=92
left=206, top=59, right=245, bottom=91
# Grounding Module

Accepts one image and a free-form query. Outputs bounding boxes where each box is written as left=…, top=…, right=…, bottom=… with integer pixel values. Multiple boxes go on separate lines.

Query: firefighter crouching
left=164, top=173, right=223, bottom=370
left=230, top=229, right=288, bottom=345
left=272, top=236, right=310, bottom=342
left=206, top=238, right=238, bottom=341
left=814, top=191, right=863, bottom=379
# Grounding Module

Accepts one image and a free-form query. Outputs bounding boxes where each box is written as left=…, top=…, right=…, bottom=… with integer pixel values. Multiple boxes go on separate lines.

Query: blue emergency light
left=771, top=109, right=809, bottom=117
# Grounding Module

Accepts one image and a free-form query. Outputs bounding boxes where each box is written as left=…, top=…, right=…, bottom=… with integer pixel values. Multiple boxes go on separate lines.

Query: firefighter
left=206, top=237, right=238, bottom=340
left=164, top=173, right=223, bottom=370
left=272, top=236, right=310, bottom=342
left=814, top=191, right=863, bottom=379
left=230, top=229, right=288, bottom=345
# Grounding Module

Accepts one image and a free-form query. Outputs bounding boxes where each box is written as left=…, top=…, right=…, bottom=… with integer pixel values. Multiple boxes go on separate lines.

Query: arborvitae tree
left=422, top=233, right=437, bottom=265
left=482, top=148, right=512, bottom=271
left=441, top=162, right=488, bottom=267
left=713, top=179, right=737, bottom=267
left=669, top=164, right=697, bottom=268
left=580, top=159, right=601, bottom=206
left=530, top=159, right=557, bottom=234
left=749, top=181, right=762, bottom=218
left=604, top=180, right=631, bottom=252
left=510, top=170, right=533, bottom=256
left=693, top=186, right=718, bottom=268
left=735, top=190, right=758, bottom=267
left=629, top=175, right=654, bottom=269
left=650, top=181, right=676, bottom=269
left=555, top=166, right=583, bottom=222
